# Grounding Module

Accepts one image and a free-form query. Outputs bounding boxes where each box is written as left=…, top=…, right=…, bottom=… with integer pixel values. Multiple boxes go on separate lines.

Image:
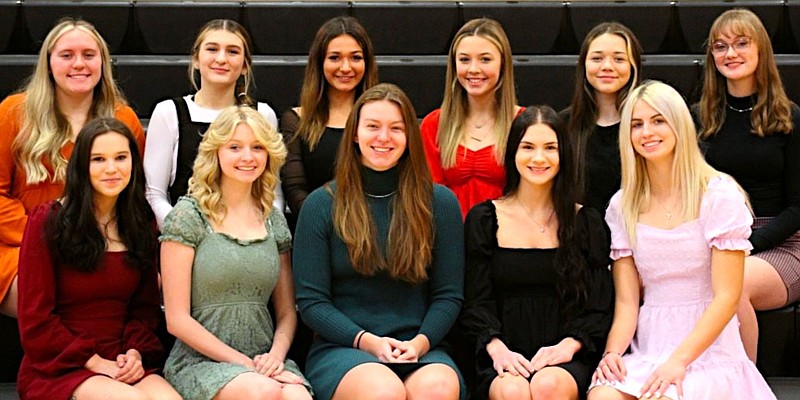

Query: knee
left=369, top=381, right=406, bottom=400
left=281, top=384, right=312, bottom=400
left=148, top=390, right=183, bottom=400
left=410, top=367, right=459, bottom=400
left=491, top=377, right=531, bottom=400
left=529, top=372, right=569, bottom=399
left=243, top=381, right=282, bottom=400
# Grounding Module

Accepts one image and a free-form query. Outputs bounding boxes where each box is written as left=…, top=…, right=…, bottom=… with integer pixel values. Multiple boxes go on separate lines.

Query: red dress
left=421, top=109, right=513, bottom=219
left=16, top=202, right=163, bottom=400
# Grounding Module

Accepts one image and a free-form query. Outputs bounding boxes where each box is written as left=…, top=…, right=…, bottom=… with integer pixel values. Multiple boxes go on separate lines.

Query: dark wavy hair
left=503, top=106, right=589, bottom=317
left=47, top=118, right=156, bottom=272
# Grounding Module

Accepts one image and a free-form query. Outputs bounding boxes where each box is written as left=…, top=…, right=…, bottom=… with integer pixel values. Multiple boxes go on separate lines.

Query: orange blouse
left=0, top=93, right=145, bottom=299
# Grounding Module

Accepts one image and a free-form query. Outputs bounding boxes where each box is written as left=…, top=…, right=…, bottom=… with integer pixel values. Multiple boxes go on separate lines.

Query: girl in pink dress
left=588, top=81, right=775, bottom=400
left=421, top=18, right=522, bottom=218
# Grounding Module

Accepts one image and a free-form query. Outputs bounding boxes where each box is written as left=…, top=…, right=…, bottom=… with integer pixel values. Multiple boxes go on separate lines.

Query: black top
left=169, top=96, right=210, bottom=206
left=700, top=94, right=800, bottom=253
left=460, top=201, right=614, bottom=397
left=585, top=122, right=621, bottom=211
left=279, top=109, right=344, bottom=215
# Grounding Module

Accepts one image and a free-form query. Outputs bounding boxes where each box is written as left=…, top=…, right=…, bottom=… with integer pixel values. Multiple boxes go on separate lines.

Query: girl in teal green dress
left=160, top=105, right=312, bottom=400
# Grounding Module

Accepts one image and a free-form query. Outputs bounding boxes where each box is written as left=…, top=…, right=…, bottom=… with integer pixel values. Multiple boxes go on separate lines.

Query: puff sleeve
left=605, top=190, right=633, bottom=260
left=702, top=176, right=754, bottom=252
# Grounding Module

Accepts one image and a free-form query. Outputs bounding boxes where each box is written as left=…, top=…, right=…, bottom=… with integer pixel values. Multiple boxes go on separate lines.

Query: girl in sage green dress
left=160, top=105, right=312, bottom=400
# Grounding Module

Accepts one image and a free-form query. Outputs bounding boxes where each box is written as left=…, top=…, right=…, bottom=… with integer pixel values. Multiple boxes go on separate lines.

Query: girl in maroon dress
left=16, top=118, right=179, bottom=400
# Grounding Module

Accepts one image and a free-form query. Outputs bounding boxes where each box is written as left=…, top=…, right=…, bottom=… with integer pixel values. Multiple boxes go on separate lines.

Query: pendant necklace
left=726, top=103, right=754, bottom=113
left=518, top=199, right=554, bottom=233
left=469, top=115, right=493, bottom=142
left=652, top=195, right=675, bottom=220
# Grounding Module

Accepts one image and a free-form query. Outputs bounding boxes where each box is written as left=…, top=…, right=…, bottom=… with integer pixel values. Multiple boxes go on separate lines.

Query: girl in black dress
left=461, top=106, right=614, bottom=400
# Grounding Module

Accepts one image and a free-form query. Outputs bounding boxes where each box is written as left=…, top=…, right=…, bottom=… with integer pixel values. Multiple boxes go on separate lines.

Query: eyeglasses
left=710, top=37, right=752, bottom=55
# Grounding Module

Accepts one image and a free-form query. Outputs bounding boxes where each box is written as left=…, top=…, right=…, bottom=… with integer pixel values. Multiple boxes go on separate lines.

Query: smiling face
left=323, top=34, right=366, bottom=96
left=194, top=29, right=246, bottom=89
left=49, top=28, right=103, bottom=100
left=356, top=100, right=407, bottom=171
left=89, top=131, right=132, bottom=203
left=515, top=123, right=560, bottom=189
left=585, top=33, right=632, bottom=96
left=218, top=123, right=268, bottom=186
left=455, top=35, right=502, bottom=101
left=630, top=99, right=676, bottom=164
left=712, top=29, right=759, bottom=92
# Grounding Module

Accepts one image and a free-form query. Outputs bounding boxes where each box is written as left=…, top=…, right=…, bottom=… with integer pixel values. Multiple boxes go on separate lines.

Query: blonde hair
left=189, top=106, right=286, bottom=225
left=438, top=18, right=517, bottom=168
left=12, top=18, right=125, bottom=185
left=619, top=81, right=725, bottom=245
left=188, top=19, right=255, bottom=106
left=698, top=8, right=793, bottom=138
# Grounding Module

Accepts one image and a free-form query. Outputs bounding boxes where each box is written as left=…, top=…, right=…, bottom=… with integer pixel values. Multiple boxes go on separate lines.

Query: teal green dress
left=160, top=197, right=311, bottom=399
left=293, top=167, right=466, bottom=400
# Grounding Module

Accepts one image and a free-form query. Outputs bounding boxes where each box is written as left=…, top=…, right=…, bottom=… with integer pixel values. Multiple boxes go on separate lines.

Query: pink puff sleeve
left=701, top=176, right=753, bottom=252
left=605, top=190, right=633, bottom=260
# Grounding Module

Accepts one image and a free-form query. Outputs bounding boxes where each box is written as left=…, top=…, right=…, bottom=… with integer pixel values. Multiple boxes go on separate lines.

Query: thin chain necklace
left=469, top=115, right=493, bottom=142
left=365, top=190, right=397, bottom=199
left=652, top=194, right=675, bottom=220
left=517, top=199, right=554, bottom=233
left=726, top=103, right=754, bottom=113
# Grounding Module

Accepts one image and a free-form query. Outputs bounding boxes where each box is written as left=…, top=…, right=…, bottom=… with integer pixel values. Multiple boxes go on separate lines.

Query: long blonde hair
left=698, top=8, right=793, bottom=138
left=189, top=106, right=286, bottom=225
left=331, top=83, right=433, bottom=284
left=12, top=18, right=124, bottom=185
left=619, top=81, right=723, bottom=245
left=438, top=18, right=517, bottom=168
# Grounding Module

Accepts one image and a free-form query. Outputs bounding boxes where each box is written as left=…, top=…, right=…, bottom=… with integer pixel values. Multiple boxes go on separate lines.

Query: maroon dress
left=16, top=202, right=164, bottom=400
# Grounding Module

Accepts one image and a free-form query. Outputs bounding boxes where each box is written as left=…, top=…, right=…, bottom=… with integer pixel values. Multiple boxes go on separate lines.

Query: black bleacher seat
left=788, top=1, right=800, bottom=53
left=460, top=2, right=563, bottom=55
left=378, top=56, right=447, bottom=117
left=113, top=56, right=191, bottom=118
left=244, top=2, right=350, bottom=56
left=678, top=0, right=784, bottom=54
left=0, top=1, right=17, bottom=55
left=0, top=56, right=34, bottom=98
left=642, top=55, right=705, bottom=103
left=351, top=2, right=459, bottom=55
left=23, top=1, right=131, bottom=54
left=777, top=56, right=800, bottom=103
left=569, top=1, right=674, bottom=54
left=0, top=316, right=22, bottom=384
left=136, top=2, right=242, bottom=55
left=514, top=55, right=577, bottom=111
left=757, top=304, right=800, bottom=377
left=250, top=58, right=306, bottom=116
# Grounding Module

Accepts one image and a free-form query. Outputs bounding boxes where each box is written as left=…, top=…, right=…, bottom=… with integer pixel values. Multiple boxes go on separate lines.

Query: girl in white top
left=145, top=19, right=281, bottom=228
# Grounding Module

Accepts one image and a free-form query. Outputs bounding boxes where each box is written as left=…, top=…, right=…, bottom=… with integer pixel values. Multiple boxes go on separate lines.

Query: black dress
left=461, top=201, right=614, bottom=400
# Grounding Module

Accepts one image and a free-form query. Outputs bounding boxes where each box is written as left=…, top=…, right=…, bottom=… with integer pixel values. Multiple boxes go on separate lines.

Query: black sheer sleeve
left=564, top=207, right=614, bottom=359
left=279, top=109, right=309, bottom=215
left=460, top=201, right=504, bottom=354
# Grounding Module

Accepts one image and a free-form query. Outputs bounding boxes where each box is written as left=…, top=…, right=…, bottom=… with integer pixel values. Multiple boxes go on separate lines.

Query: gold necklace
left=652, top=194, right=675, bottom=220
left=517, top=199, right=554, bottom=233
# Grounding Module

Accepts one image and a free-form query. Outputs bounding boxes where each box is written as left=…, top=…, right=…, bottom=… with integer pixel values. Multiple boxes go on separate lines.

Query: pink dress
left=595, top=176, right=776, bottom=399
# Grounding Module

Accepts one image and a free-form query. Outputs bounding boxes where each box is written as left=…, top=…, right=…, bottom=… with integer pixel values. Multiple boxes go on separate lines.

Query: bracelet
left=354, top=330, right=366, bottom=349
left=602, top=351, right=620, bottom=358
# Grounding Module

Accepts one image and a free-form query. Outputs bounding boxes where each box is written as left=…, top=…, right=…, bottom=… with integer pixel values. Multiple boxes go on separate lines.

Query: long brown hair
left=698, top=8, right=793, bottom=138
left=330, top=83, right=433, bottom=284
left=297, top=16, right=378, bottom=150
left=438, top=18, right=517, bottom=168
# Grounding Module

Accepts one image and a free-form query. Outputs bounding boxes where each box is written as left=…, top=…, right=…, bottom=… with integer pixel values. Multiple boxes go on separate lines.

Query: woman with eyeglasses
left=696, top=8, right=800, bottom=362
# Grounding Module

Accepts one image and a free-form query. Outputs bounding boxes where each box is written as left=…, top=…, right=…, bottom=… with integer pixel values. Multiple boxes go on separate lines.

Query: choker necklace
left=518, top=199, right=554, bottom=233
left=726, top=103, right=754, bottom=113
left=365, top=190, right=397, bottom=199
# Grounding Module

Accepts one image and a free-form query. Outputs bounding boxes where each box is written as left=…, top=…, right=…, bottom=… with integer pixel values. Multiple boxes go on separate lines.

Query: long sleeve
left=418, top=185, right=464, bottom=347
left=421, top=109, right=448, bottom=185
left=749, top=107, right=800, bottom=253
left=0, top=94, right=27, bottom=247
left=17, top=203, right=97, bottom=374
left=279, top=109, right=310, bottom=216
left=460, top=201, right=503, bottom=353
left=144, top=100, right=180, bottom=229
left=292, top=187, right=363, bottom=346
left=563, top=207, right=614, bottom=357
left=121, top=258, right=165, bottom=369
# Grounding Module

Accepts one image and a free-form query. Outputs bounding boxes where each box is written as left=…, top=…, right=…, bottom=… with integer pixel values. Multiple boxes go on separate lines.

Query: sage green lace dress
left=160, top=197, right=311, bottom=399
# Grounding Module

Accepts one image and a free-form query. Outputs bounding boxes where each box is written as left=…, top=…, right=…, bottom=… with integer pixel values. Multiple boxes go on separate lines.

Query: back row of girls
left=0, top=7, right=795, bottom=400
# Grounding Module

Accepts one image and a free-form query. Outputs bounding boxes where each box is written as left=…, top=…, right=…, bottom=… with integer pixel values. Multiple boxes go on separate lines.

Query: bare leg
left=0, top=276, right=17, bottom=318
left=488, top=374, right=532, bottom=400
left=72, top=375, right=157, bottom=400
left=738, top=256, right=787, bottom=361
left=586, top=386, right=637, bottom=400
left=281, top=383, right=312, bottom=400
left=529, top=367, right=578, bottom=400
left=132, top=374, right=182, bottom=400
left=405, top=363, right=460, bottom=400
left=332, top=363, right=405, bottom=400
left=213, top=372, right=282, bottom=400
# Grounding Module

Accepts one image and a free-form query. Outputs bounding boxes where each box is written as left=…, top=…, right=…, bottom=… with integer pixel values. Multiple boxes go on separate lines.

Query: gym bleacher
left=0, top=1, right=799, bottom=399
